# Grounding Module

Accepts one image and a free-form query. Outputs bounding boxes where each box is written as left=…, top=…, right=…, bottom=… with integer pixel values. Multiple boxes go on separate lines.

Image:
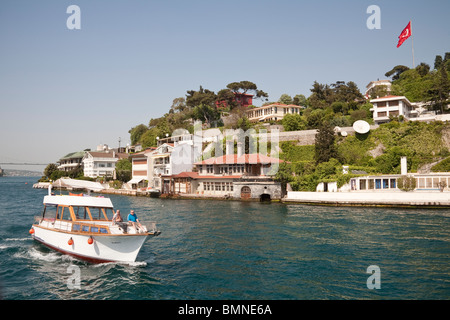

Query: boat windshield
left=42, top=204, right=114, bottom=221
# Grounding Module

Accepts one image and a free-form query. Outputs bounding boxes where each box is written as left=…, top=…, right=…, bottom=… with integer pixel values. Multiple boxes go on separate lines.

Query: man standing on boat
left=128, top=210, right=143, bottom=232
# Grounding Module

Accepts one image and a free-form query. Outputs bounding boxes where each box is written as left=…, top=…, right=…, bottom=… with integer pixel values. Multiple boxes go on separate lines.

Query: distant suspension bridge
left=0, top=162, right=48, bottom=166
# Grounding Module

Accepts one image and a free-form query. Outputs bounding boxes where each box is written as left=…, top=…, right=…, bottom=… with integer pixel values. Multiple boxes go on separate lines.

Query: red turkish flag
left=397, top=21, right=412, bottom=48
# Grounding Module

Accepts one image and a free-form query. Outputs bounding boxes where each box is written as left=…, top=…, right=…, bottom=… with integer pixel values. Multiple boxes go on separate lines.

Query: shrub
left=397, top=176, right=416, bottom=191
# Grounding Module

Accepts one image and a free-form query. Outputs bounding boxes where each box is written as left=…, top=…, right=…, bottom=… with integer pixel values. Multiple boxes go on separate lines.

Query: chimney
left=401, top=156, right=407, bottom=175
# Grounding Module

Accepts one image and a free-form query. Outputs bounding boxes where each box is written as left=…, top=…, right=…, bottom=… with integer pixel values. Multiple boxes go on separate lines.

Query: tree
left=115, top=158, right=132, bottom=182
left=385, top=65, right=410, bottom=81
left=129, top=124, right=148, bottom=145
left=170, top=97, right=187, bottom=113
left=314, top=121, right=337, bottom=164
left=282, top=113, right=305, bottom=131
left=416, top=62, right=430, bottom=77
left=434, top=55, right=443, bottom=70
left=309, top=81, right=334, bottom=108
left=274, top=162, right=294, bottom=196
left=278, top=94, right=293, bottom=105
left=216, top=88, right=237, bottom=109
left=226, top=81, right=268, bottom=101
left=186, top=86, right=217, bottom=109
left=192, top=103, right=221, bottom=125
left=292, top=94, right=307, bottom=106
left=44, top=163, right=59, bottom=179
left=237, top=116, right=251, bottom=131
left=428, top=66, right=450, bottom=114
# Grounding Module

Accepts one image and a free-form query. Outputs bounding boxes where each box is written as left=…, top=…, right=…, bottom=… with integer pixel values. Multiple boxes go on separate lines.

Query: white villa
left=246, top=103, right=304, bottom=122
left=369, top=95, right=450, bottom=124
left=82, top=150, right=128, bottom=178
left=129, top=143, right=175, bottom=190
left=369, top=95, right=416, bottom=124
left=365, top=80, right=392, bottom=98
left=57, top=151, right=86, bottom=172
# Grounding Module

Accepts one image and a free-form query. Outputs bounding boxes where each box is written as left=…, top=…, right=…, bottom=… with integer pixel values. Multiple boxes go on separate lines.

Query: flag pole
left=411, top=20, right=415, bottom=68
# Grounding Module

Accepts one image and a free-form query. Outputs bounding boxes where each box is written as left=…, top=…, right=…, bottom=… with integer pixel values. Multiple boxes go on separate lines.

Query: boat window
left=100, top=228, right=108, bottom=234
left=43, top=205, right=59, bottom=220
left=72, top=224, right=81, bottom=232
left=87, top=207, right=110, bottom=220
left=59, top=206, right=72, bottom=221
left=82, top=225, right=90, bottom=232
left=91, top=227, right=99, bottom=233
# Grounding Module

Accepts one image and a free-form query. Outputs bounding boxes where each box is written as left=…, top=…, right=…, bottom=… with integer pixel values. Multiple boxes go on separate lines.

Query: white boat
left=29, top=188, right=161, bottom=263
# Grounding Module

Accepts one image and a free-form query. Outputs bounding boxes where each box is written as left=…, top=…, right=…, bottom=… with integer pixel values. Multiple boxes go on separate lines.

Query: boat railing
left=142, top=221, right=158, bottom=233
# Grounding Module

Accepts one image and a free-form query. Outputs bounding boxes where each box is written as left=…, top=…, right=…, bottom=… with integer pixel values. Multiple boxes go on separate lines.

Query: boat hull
left=32, top=225, right=149, bottom=263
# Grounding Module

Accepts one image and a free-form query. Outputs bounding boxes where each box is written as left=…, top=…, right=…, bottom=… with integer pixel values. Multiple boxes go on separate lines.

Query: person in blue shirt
left=127, top=210, right=143, bottom=231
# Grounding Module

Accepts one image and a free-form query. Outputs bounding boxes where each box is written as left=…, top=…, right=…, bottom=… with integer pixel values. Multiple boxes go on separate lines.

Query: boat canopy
left=43, top=195, right=114, bottom=208
left=53, top=178, right=105, bottom=192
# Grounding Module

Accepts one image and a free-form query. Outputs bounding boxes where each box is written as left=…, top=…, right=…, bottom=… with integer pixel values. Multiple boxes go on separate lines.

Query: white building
left=128, top=149, right=154, bottom=189
left=57, top=151, right=86, bottom=172
left=150, top=143, right=175, bottom=190
left=82, top=151, right=128, bottom=178
left=369, top=95, right=416, bottom=124
left=246, top=103, right=304, bottom=122
left=365, top=80, right=392, bottom=98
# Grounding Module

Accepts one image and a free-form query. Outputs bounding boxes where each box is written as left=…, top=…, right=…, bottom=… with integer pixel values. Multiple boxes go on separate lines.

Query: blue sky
left=0, top=0, right=449, bottom=172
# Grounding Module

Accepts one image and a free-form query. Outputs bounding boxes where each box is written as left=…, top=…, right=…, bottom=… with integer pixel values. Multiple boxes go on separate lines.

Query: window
left=389, top=110, right=399, bottom=116
left=390, top=179, right=396, bottom=188
left=359, top=179, right=367, bottom=190
left=378, top=111, right=387, bottom=117
left=375, top=179, right=382, bottom=189
left=389, top=100, right=399, bottom=106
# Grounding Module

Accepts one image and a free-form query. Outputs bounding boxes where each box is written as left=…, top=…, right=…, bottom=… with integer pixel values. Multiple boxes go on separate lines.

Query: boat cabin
left=36, top=194, right=151, bottom=235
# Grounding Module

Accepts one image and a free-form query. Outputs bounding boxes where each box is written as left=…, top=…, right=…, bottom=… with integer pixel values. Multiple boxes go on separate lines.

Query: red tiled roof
left=87, top=151, right=128, bottom=159
left=171, top=172, right=200, bottom=179
left=194, top=153, right=284, bottom=165
left=171, top=172, right=241, bottom=180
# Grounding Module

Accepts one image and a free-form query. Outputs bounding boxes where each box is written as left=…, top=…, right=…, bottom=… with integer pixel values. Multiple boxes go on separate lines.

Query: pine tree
left=314, top=121, right=337, bottom=164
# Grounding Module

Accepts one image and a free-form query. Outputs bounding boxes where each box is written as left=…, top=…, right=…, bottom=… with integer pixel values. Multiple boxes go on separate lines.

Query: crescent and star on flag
left=397, top=21, right=412, bottom=48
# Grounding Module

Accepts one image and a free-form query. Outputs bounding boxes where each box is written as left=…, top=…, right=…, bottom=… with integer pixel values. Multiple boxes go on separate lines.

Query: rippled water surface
left=0, top=177, right=449, bottom=299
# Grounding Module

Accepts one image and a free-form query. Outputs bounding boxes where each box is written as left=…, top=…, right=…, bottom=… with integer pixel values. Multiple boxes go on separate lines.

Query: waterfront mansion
left=164, top=153, right=284, bottom=201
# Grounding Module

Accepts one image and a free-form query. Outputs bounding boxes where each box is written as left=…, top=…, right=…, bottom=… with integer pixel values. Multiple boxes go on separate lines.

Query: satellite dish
left=341, top=131, right=348, bottom=137
left=353, top=120, right=370, bottom=134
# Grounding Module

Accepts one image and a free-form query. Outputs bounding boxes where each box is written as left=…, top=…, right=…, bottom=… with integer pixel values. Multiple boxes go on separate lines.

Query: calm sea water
left=0, top=176, right=449, bottom=300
